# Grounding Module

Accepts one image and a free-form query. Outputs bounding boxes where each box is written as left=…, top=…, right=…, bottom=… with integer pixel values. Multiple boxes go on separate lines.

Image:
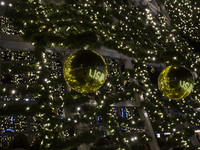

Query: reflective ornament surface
left=63, top=50, right=107, bottom=93
left=158, top=65, right=194, bottom=100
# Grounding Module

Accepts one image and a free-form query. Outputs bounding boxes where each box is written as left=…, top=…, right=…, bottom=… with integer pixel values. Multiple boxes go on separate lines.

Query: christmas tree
left=1, top=0, right=200, bottom=149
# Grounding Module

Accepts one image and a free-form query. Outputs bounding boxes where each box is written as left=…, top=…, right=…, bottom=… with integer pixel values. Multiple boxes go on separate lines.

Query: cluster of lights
left=0, top=115, right=38, bottom=137
left=1, top=0, right=200, bottom=149
left=0, top=51, right=34, bottom=61
left=0, top=1, right=12, bottom=6
left=165, top=0, right=200, bottom=41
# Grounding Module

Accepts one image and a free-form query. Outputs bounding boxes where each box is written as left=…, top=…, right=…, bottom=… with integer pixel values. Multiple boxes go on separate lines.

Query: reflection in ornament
left=63, top=50, right=107, bottom=93
left=158, top=65, right=194, bottom=100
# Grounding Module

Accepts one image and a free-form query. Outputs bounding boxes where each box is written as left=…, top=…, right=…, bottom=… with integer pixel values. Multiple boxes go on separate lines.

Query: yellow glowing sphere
left=63, top=50, right=107, bottom=93
left=158, top=65, right=194, bottom=100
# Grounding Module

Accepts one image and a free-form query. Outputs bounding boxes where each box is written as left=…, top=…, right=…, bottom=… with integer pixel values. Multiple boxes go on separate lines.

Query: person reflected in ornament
left=9, top=133, right=30, bottom=150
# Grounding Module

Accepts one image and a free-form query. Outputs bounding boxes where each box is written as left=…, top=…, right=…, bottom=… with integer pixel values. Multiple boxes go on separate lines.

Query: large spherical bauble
left=63, top=50, right=107, bottom=93
left=158, top=65, right=194, bottom=100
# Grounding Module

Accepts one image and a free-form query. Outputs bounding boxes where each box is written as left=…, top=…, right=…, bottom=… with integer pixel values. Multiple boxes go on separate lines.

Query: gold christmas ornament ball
left=63, top=50, right=107, bottom=93
left=158, top=65, right=194, bottom=100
